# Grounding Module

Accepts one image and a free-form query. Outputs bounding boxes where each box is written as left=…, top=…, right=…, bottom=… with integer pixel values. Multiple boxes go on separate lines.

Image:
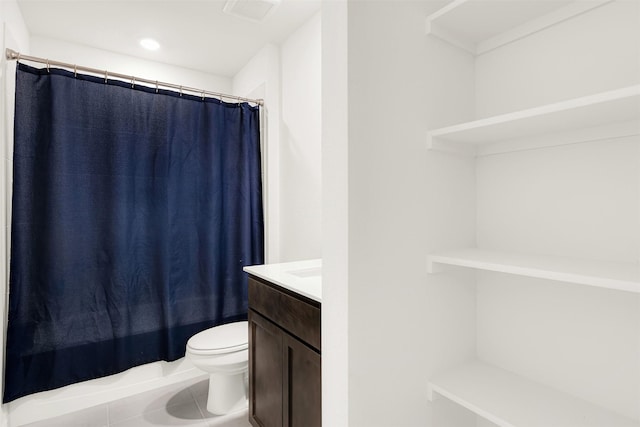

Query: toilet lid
left=187, top=321, right=248, bottom=354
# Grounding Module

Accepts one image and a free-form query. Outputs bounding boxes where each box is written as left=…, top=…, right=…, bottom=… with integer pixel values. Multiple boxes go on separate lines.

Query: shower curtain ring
left=46, top=59, right=50, bottom=72
left=156, top=81, right=159, bottom=93
left=73, top=64, right=77, bottom=77
left=179, top=86, right=183, bottom=96
left=201, top=90, right=205, bottom=101
left=131, top=76, right=135, bottom=88
left=104, top=70, right=108, bottom=83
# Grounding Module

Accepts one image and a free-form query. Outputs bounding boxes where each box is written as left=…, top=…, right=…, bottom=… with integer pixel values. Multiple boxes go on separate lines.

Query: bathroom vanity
left=244, top=260, right=322, bottom=427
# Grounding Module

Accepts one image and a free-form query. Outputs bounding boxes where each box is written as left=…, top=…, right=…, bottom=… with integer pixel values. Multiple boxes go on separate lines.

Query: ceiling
left=16, top=0, right=321, bottom=77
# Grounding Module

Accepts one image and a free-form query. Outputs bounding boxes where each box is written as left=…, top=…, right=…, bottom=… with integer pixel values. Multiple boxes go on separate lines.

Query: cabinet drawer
left=248, top=276, right=321, bottom=351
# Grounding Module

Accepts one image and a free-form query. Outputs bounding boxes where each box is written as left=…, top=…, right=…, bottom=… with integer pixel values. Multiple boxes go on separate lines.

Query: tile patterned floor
left=22, top=377, right=251, bottom=427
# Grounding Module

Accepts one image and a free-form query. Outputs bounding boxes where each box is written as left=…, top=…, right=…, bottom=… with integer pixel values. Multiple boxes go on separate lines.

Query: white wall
left=279, top=13, right=322, bottom=262
left=0, top=1, right=30, bottom=425
left=3, top=36, right=233, bottom=427
left=345, top=1, right=477, bottom=425
left=320, top=1, right=349, bottom=425
left=233, top=14, right=322, bottom=264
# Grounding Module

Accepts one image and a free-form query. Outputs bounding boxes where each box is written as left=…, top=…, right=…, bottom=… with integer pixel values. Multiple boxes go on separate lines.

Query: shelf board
left=427, top=249, right=640, bottom=293
left=426, top=86, right=640, bottom=153
left=425, top=0, right=612, bottom=55
left=428, top=361, right=640, bottom=427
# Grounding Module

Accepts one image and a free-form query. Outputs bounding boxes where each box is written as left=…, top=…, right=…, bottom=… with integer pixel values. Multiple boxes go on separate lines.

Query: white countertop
left=244, top=259, right=322, bottom=302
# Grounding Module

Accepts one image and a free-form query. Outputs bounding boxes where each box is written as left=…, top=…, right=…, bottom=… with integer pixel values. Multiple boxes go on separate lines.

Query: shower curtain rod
left=5, top=48, right=264, bottom=106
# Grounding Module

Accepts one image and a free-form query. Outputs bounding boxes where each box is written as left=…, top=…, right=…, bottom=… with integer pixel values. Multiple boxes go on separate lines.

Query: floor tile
left=192, top=391, right=211, bottom=418
left=188, top=378, right=209, bottom=397
left=108, top=378, right=205, bottom=424
left=22, top=403, right=108, bottom=427
left=193, top=391, right=249, bottom=420
left=192, top=391, right=250, bottom=427
left=110, top=401, right=207, bottom=427
left=20, top=375, right=251, bottom=427
left=204, top=409, right=251, bottom=427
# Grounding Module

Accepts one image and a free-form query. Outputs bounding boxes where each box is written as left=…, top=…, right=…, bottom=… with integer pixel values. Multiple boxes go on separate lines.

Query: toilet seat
left=186, top=321, right=248, bottom=355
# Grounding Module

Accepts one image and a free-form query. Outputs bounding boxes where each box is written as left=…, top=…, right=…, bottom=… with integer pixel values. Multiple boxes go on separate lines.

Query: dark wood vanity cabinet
left=247, top=275, right=321, bottom=427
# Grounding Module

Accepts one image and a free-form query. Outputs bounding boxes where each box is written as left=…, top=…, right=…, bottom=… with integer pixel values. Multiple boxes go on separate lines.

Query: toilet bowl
left=186, top=321, right=248, bottom=415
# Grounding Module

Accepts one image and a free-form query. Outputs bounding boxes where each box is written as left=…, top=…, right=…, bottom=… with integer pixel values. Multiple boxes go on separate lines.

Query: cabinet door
left=249, top=310, right=283, bottom=427
left=283, top=332, right=321, bottom=427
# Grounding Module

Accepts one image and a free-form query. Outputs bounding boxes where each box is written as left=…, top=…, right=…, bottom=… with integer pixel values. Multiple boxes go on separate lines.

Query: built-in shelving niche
left=425, top=1, right=640, bottom=425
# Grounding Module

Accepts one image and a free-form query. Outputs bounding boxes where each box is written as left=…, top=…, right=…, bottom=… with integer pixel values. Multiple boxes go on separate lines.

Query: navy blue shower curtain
left=4, top=63, right=264, bottom=402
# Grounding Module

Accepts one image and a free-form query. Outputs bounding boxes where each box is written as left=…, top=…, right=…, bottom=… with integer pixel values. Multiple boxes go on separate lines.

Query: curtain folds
left=4, top=63, right=264, bottom=402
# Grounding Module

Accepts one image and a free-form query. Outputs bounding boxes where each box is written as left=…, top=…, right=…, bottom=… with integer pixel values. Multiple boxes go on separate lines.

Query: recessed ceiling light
left=140, top=38, right=160, bottom=51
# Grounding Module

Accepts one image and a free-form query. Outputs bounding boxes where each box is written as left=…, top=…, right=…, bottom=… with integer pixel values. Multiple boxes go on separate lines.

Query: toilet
left=185, top=321, right=249, bottom=415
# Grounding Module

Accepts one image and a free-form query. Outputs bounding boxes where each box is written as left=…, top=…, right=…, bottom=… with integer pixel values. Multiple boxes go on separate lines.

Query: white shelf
left=425, top=0, right=612, bottom=55
left=426, top=86, right=640, bottom=155
left=427, top=361, right=640, bottom=427
left=427, top=248, right=640, bottom=293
